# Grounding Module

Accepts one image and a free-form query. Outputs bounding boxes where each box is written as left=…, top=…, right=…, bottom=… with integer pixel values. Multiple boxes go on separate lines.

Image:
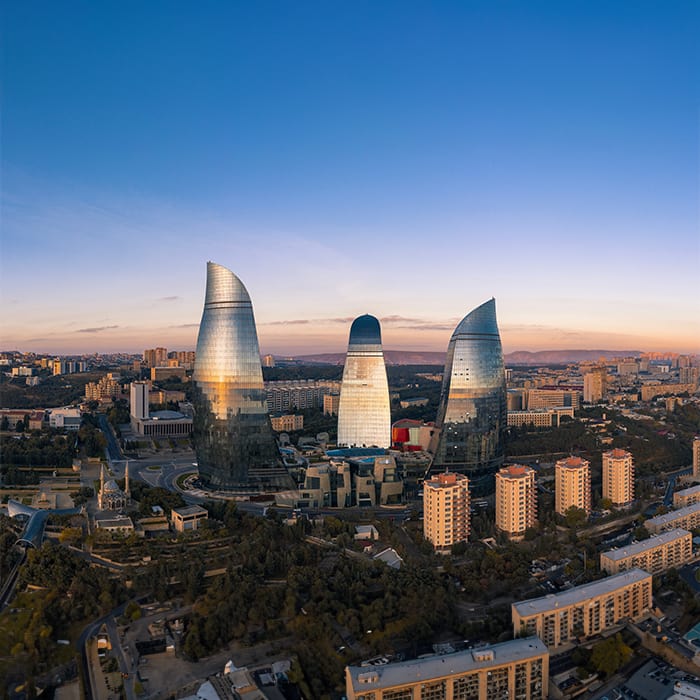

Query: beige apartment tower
left=495, top=465, right=537, bottom=538
left=583, top=367, right=607, bottom=403
left=602, top=448, right=634, bottom=506
left=555, top=456, right=591, bottom=517
left=423, top=472, right=470, bottom=552
left=694, top=437, right=700, bottom=479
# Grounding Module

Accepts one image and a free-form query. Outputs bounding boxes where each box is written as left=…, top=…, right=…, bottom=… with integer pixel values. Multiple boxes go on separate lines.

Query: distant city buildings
left=130, top=381, right=149, bottom=422
left=527, top=388, right=581, bottom=410
left=600, top=529, right=692, bottom=575
left=555, top=456, right=591, bottom=517
left=52, top=359, right=86, bottom=375
left=423, top=471, right=470, bottom=552
left=143, top=347, right=168, bottom=367
left=495, top=465, right=537, bottom=538
left=345, top=637, right=549, bottom=700
left=192, top=262, right=292, bottom=491
left=85, top=373, right=121, bottom=401
left=431, top=298, right=507, bottom=496
left=270, top=414, right=303, bottom=432
left=512, top=568, right=652, bottom=649
left=337, top=315, right=391, bottom=449
left=583, top=367, right=607, bottom=403
left=507, top=407, right=574, bottom=428
left=262, top=354, right=275, bottom=368
left=266, top=379, right=341, bottom=413
left=602, top=448, right=634, bottom=506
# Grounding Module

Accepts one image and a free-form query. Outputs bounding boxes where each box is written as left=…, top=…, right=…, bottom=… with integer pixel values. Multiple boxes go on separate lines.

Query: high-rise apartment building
left=192, top=262, right=292, bottom=491
left=262, top=354, right=275, bottom=368
left=495, top=465, right=537, bottom=537
left=337, top=315, right=391, bottom=448
left=583, top=367, right=607, bottom=403
left=423, top=471, right=470, bottom=552
left=431, top=299, right=507, bottom=496
left=130, top=381, right=149, bottom=421
left=555, top=456, right=591, bottom=517
left=602, top=448, right=634, bottom=506
left=693, top=437, right=700, bottom=479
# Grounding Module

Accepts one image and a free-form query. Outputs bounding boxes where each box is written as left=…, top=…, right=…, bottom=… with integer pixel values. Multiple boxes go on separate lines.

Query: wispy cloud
left=169, top=323, right=199, bottom=329
left=158, top=296, right=181, bottom=302
left=264, top=319, right=311, bottom=326
left=76, top=325, right=119, bottom=333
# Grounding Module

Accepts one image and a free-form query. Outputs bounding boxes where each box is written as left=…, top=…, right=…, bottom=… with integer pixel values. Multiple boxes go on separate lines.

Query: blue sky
left=2, top=1, right=699, bottom=354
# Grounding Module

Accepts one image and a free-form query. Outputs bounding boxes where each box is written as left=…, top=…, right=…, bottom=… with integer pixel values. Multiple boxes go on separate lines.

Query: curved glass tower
left=431, top=298, right=507, bottom=496
left=192, top=262, right=293, bottom=491
left=337, top=314, right=391, bottom=448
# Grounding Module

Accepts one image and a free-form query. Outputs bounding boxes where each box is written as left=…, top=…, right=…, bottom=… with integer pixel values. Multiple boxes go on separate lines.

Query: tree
left=590, top=634, right=632, bottom=677
left=564, top=506, right=587, bottom=529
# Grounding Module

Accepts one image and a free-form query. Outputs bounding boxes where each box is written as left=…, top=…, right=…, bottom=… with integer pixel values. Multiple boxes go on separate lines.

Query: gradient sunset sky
left=2, top=1, right=699, bottom=356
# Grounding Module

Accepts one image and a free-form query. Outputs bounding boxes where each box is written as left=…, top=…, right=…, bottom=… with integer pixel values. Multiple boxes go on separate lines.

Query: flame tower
left=337, top=314, right=391, bottom=448
left=431, top=298, right=507, bottom=496
left=192, top=262, right=293, bottom=491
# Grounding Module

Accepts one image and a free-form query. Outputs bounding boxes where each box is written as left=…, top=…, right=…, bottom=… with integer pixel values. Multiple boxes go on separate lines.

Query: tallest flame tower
left=192, top=262, right=293, bottom=491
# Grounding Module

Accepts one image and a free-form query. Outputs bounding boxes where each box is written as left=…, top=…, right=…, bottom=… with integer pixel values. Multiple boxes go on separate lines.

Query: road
left=0, top=548, right=27, bottom=610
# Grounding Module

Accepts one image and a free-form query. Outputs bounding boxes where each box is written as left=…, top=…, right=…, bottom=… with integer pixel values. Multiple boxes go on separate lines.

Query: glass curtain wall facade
left=431, top=298, right=507, bottom=496
left=192, top=262, right=293, bottom=491
left=337, top=314, right=391, bottom=449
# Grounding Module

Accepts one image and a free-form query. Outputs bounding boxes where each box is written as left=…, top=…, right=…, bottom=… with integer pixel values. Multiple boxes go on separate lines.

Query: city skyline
left=2, top=3, right=699, bottom=355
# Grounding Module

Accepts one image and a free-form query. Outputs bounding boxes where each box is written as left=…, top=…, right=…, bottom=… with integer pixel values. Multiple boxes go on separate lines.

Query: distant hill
left=288, top=349, right=644, bottom=366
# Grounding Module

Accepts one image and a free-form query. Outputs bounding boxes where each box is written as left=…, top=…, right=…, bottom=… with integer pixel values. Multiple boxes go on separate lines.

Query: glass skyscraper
left=192, top=262, right=293, bottom=491
left=431, top=298, right=507, bottom=496
left=337, top=314, right=391, bottom=449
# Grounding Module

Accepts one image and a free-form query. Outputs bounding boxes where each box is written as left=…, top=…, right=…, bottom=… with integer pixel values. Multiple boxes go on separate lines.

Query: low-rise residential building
left=270, top=414, right=303, bottom=432
left=171, top=505, right=208, bottom=532
left=512, top=568, right=653, bottom=649
left=600, top=529, right=693, bottom=575
left=345, top=637, right=549, bottom=700
left=150, top=366, right=186, bottom=381
left=640, top=383, right=697, bottom=401
left=507, top=407, right=574, bottom=428
left=645, top=501, right=700, bottom=534
left=673, top=484, right=700, bottom=509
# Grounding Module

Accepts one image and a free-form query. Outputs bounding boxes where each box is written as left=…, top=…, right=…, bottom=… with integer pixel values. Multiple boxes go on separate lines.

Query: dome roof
left=348, top=314, right=382, bottom=346
left=103, top=479, right=121, bottom=493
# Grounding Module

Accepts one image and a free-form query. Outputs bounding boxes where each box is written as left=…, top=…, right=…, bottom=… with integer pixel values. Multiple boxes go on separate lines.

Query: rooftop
left=345, top=637, right=547, bottom=692
left=512, top=568, right=651, bottom=617
left=601, top=529, right=691, bottom=562
left=499, top=464, right=534, bottom=479
left=556, top=456, right=589, bottom=469
left=604, top=448, right=632, bottom=459
left=172, top=505, right=208, bottom=517
left=348, top=314, right=382, bottom=346
left=451, top=298, right=500, bottom=338
left=675, top=484, right=700, bottom=498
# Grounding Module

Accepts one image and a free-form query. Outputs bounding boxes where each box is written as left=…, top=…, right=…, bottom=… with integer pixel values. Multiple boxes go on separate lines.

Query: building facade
left=600, top=529, right=692, bottom=575
left=583, top=368, right=607, bottom=403
left=555, top=456, right=591, bottom=517
left=266, top=379, right=341, bottom=413
left=673, top=484, right=700, bottom=509
left=171, top=505, right=208, bottom=532
left=694, top=437, right=700, bottom=479
left=512, top=568, right=653, bottom=649
left=602, top=448, right=634, bottom=506
left=323, top=393, right=340, bottom=416
left=270, top=414, right=304, bottom=432
left=130, top=381, right=149, bottom=421
left=507, top=407, right=574, bottom=428
left=192, top=262, right=292, bottom=491
left=431, top=298, right=507, bottom=496
left=423, top=472, right=470, bottom=552
left=337, top=315, right=391, bottom=449
left=645, top=501, right=700, bottom=534
left=345, top=637, right=549, bottom=700
left=527, top=389, right=581, bottom=410
left=495, top=465, right=537, bottom=538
